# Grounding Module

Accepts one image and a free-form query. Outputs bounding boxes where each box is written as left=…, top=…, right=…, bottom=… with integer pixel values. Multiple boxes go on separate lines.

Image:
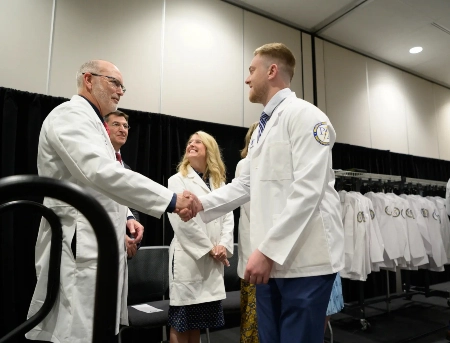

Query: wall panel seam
left=365, top=61, right=372, bottom=149
left=242, top=8, right=245, bottom=127
left=159, top=0, right=166, bottom=114
left=46, top=0, right=57, bottom=95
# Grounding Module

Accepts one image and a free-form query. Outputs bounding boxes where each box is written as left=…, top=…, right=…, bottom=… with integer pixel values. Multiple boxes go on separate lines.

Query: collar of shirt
left=79, top=95, right=103, bottom=123
left=263, top=88, right=292, bottom=118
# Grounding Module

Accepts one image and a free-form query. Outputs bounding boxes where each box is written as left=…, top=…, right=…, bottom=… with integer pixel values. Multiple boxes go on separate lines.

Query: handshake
left=174, top=191, right=203, bottom=221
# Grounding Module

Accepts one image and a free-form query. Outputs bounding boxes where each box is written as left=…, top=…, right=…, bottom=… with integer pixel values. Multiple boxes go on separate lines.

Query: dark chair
left=118, top=246, right=170, bottom=343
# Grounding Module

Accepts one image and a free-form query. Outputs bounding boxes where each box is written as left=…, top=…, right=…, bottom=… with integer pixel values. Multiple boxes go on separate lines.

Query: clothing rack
left=333, top=170, right=448, bottom=332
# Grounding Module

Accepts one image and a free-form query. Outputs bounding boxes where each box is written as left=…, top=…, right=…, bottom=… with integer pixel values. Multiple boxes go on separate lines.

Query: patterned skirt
left=240, top=279, right=259, bottom=343
left=168, top=300, right=225, bottom=333
left=326, top=273, right=344, bottom=316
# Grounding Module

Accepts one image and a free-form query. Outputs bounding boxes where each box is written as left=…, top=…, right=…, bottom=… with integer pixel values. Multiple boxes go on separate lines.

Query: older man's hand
left=125, top=236, right=138, bottom=258
left=175, top=191, right=203, bottom=221
left=126, top=219, right=144, bottom=244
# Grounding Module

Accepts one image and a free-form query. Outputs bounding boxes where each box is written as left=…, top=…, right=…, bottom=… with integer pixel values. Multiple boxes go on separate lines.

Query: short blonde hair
left=177, top=131, right=226, bottom=189
left=254, top=43, right=296, bottom=81
left=240, top=122, right=259, bottom=158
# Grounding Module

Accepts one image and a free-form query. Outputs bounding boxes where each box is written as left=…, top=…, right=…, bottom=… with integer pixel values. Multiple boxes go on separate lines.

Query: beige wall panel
left=302, top=33, right=314, bottom=104
left=366, top=59, right=408, bottom=154
left=323, top=42, right=371, bottom=147
left=433, top=84, right=450, bottom=161
left=243, top=11, right=302, bottom=128
left=314, top=38, right=327, bottom=113
left=0, top=0, right=53, bottom=94
left=50, top=0, right=163, bottom=113
left=161, top=0, right=243, bottom=126
left=403, top=73, right=439, bottom=159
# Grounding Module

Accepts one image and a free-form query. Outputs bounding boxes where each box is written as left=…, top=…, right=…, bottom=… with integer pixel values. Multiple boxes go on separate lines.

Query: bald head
left=76, top=60, right=121, bottom=91
left=76, top=59, right=125, bottom=116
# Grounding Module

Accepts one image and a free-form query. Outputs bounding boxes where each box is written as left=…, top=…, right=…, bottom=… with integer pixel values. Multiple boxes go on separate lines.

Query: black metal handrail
left=0, top=200, right=62, bottom=343
left=0, top=175, right=119, bottom=343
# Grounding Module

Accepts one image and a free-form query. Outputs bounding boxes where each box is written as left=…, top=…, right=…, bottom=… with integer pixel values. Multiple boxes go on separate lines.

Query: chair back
left=127, top=246, right=169, bottom=306
left=224, top=243, right=240, bottom=292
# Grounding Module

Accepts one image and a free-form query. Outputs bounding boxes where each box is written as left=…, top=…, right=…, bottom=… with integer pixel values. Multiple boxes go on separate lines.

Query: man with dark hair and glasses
left=104, top=110, right=142, bottom=259
left=26, top=60, right=200, bottom=343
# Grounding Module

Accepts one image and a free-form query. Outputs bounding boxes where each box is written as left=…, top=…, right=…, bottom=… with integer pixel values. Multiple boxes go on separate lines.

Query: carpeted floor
left=120, top=294, right=450, bottom=342
left=201, top=295, right=450, bottom=343
left=327, top=302, right=449, bottom=343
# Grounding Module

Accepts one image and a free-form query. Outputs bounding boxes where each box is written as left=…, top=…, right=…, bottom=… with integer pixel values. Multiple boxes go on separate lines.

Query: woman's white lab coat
left=167, top=166, right=234, bottom=306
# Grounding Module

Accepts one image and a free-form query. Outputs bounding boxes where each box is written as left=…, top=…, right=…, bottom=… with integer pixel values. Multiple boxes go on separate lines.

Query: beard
left=92, top=86, right=117, bottom=114
left=248, top=83, right=268, bottom=104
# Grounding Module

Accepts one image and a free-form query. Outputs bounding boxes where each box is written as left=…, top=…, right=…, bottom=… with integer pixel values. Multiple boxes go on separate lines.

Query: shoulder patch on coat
left=313, top=122, right=330, bottom=146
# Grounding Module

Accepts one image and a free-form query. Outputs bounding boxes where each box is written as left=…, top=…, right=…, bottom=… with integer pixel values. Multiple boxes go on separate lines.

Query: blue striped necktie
left=257, top=112, right=270, bottom=142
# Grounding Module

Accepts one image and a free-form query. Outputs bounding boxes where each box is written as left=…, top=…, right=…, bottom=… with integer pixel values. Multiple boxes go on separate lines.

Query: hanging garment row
left=338, top=190, right=450, bottom=282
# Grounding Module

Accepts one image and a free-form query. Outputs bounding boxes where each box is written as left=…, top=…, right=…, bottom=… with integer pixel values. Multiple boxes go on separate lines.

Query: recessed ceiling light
left=409, top=47, right=423, bottom=54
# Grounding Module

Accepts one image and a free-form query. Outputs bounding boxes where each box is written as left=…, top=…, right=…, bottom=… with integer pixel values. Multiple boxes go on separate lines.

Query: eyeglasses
left=110, top=122, right=131, bottom=130
left=83, top=72, right=126, bottom=93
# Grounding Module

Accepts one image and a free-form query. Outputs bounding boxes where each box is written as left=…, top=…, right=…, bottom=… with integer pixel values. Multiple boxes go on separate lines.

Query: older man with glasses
left=25, top=59, right=200, bottom=343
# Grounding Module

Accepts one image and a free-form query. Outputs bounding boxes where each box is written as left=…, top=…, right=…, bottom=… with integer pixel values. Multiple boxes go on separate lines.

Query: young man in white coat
left=26, top=60, right=197, bottom=343
left=192, top=43, right=344, bottom=343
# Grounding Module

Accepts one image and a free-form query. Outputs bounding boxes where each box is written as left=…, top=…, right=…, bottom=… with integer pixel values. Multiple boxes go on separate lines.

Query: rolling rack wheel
left=360, top=319, right=371, bottom=331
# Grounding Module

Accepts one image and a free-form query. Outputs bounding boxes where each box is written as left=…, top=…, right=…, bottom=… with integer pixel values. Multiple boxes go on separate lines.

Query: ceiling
left=223, top=0, right=450, bottom=89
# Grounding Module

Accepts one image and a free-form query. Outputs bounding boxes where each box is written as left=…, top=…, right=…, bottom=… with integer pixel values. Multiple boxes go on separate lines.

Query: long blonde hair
left=177, top=131, right=226, bottom=189
left=240, top=122, right=259, bottom=158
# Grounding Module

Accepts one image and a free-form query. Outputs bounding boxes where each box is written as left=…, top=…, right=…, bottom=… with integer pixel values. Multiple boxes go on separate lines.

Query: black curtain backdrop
left=1, top=86, right=450, bottom=340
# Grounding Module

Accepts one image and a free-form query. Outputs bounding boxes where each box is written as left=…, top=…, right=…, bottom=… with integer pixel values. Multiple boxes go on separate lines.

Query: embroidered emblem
left=392, top=207, right=400, bottom=217
left=406, top=208, right=415, bottom=219
left=313, top=122, right=330, bottom=146
left=421, top=208, right=429, bottom=218
left=385, top=206, right=392, bottom=216
left=357, top=211, right=364, bottom=223
left=432, top=210, right=440, bottom=223
left=370, top=209, right=375, bottom=220
left=401, top=209, right=405, bottom=218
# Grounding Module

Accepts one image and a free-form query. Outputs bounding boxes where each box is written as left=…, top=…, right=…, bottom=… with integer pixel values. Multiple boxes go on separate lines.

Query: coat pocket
left=275, top=212, right=330, bottom=270
left=173, top=247, right=204, bottom=282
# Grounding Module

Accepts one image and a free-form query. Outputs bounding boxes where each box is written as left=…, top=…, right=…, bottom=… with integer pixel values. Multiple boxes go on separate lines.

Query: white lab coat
left=356, top=193, right=385, bottom=271
left=446, top=179, right=450, bottom=216
left=428, top=196, right=450, bottom=260
left=365, top=192, right=400, bottom=269
left=26, top=95, right=173, bottom=343
left=410, top=195, right=448, bottom=271
left=340, top=192, right=369, bottom=280
left=235, top=159, right=251, bottom=279
left=199, top=91, right=344, bottom=278
left=167, top=166, right=234, bottom=306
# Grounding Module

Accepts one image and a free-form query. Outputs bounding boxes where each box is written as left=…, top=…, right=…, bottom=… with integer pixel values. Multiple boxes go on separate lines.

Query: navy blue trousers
left=256, top=273, right=336, bottom=343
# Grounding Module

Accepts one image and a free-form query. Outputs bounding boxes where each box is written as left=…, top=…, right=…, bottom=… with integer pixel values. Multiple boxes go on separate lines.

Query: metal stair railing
left=0, top=175, right=119, bottom=343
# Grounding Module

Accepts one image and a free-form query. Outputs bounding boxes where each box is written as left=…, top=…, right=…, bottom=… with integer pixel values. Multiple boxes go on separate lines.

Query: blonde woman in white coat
left=167, top=131, right=234, bottom=343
